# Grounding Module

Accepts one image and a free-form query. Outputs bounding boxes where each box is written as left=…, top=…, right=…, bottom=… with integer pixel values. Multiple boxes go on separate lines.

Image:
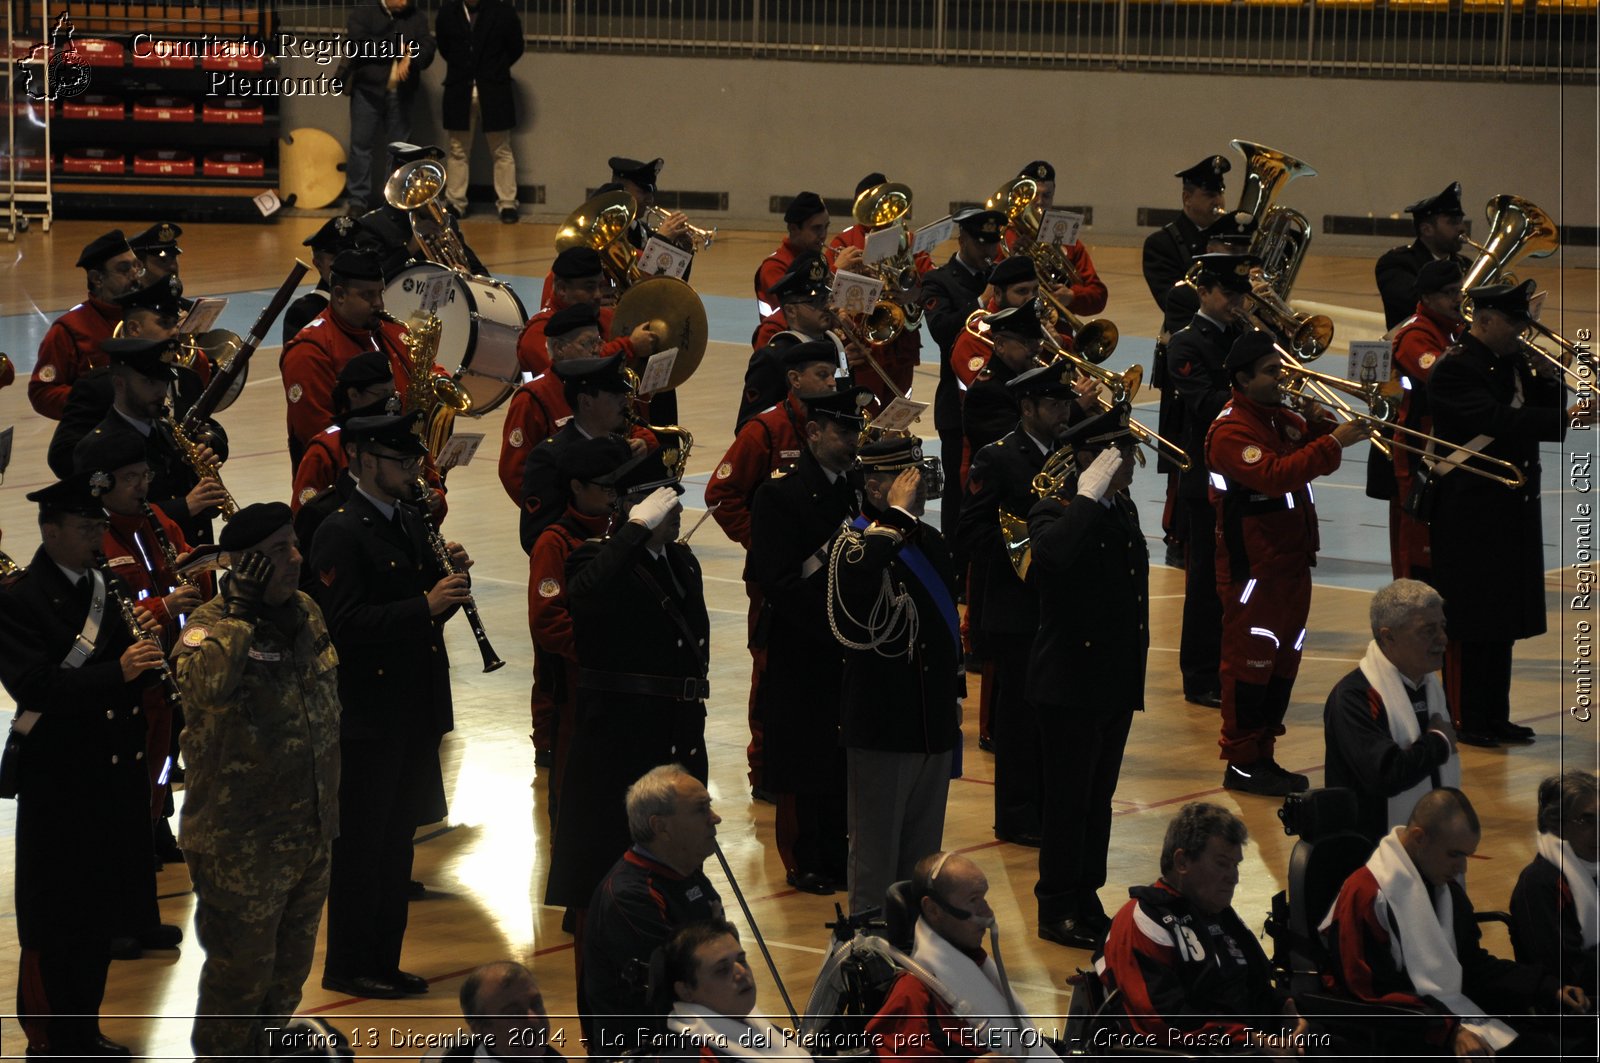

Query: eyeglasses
left=372, top=451, right=422, bottom=471
left=116, top=469, right=156, bottom=485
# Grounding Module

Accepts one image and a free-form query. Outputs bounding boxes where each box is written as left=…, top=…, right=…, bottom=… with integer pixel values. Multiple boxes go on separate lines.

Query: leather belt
left=579, top=668, right=709, bottom=702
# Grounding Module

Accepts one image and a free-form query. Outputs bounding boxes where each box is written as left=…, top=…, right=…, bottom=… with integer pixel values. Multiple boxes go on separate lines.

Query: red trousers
left=1217, top=571, right=1311, bottom=763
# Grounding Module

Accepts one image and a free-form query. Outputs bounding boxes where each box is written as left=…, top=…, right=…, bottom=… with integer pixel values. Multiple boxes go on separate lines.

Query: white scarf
left=1362, top=828, right=1518, bottom=1050
left=910, top=919, right=1060, bottom=1059
left=1535, top=832, right=1599, bottom=950
left=665, top=1002, right=813, bottom=1061
left=1357, top=640, right=1460, bottom=830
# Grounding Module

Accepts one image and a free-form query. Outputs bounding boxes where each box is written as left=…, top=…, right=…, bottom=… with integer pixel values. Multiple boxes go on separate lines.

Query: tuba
left=555, top=190, right=640, bottom=291
left=1460, top=194, right=1559, bottom=292
left=851, top=182, right=924, bottom=331
left=385, top=158, right=475, bottom=274
left=396, top=313, right=473, bottom=458
left=1232, top=139, right=1317, bottom=299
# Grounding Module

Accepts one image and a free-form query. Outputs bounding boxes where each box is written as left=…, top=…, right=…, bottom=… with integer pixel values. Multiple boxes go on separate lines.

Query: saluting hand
left=120, top=639, right=166, bottom=682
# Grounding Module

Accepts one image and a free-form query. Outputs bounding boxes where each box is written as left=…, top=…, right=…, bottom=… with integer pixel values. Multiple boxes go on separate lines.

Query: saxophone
left=166, top=409, right=238, bottom=520
left=395, top=312, right=472, bottom=460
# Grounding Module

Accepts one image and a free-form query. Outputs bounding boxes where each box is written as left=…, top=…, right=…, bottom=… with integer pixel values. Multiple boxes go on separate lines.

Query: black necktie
left=653, top=552, right=685, bottom=599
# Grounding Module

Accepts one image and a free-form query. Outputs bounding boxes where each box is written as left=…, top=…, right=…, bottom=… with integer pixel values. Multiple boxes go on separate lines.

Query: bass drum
left=384, top=263, right=527, bottom=415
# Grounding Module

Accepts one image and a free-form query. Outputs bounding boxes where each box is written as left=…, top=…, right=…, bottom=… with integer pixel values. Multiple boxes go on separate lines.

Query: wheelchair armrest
left=1474, top=909, right=1513, bottom=929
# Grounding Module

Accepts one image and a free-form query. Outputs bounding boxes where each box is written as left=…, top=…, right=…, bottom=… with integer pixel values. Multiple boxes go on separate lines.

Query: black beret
left=1007, top=360, right=1076, bottom=400
left=1019, top=160, right=1056, bottom=183
left=608, top=156, right=664, bottom=192
left=770, top=252, right=832, bottom=302
left=552, top=246, right=604, bottom=280
left=799, top=387, right=873, bottom=426
left=547, top=303, right=602, bottom=338
left=1061, top=401, right=1134, bottom=451
left=218, top=501, right=294, bottom=552
left=1190, top=252, right=1262, bottom=294
left=553, top=352, right=630, bottom=394
left=330, top=249, right=385, bottom=284
left=102, top=336, right=181, bottom=380
left=344, top=411, right=428, bottom=456
left=986, top=300, right=1045, bottom=340
left=989, top=255, right=1037, bottom=288
left=114, top=274, right=185, bottom=319
left=857, top=434, right=924, bottom=474
left=783, top=191, right=827, bottom=226
left=855, top=172, right=888, bottom=197
left=559, top=435, right=635, bottom=484
left=954, top=208, right=1006, bottom=242
left=1176, top=155, right=1231, bottom=193
left=1405, top=181, right=1465, bottom=220
left=76, top=229, right=133, bottom=270
left=127, top=222, right=183, bottom=257
left=302, top=214, right=362, bottom=254
left=1223, top=329, right=1281, bottom=375
left=72, top=421, right=149, bottom=478
left=1415, top=258, right=1466, bottom=296
left=781, top=339, right=840, bottom=371
left=599, top=447, right=684, bottom=496
left=27, top=471, right=109, bottom=518
left=336, top=349, right=394, bottom=392
left=1465, top=278, right=1535, bottom=321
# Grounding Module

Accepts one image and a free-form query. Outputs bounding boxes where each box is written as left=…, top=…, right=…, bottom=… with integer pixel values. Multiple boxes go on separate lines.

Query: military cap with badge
left=608, top=156, right=665, bottom=193
left=1189, top=252, right=1263, bottom=295
left=856, top=432, right=944, bottom=499
left=1176, top=155, right=1231, bottom=194
left=128, top=222, right=183, bottom=261
left=954, top=208, right=1006, bottom=244
left=1404, top=182, right=1465, bottom=221
left=770, top=252, right=833, bottom=303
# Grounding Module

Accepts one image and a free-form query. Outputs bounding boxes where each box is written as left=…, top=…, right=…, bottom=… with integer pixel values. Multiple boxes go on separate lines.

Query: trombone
left=961, top=308, right=1138, bottom=404
left=1035, top=289, right=1119, bottom=364
left=1518, top=316, right=1595, bottom=391
left=1273, top=347, right=1526, bottom=488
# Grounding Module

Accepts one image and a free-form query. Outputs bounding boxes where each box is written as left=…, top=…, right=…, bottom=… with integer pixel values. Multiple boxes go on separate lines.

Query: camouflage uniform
left=173, top=590, right=341, bottom=1062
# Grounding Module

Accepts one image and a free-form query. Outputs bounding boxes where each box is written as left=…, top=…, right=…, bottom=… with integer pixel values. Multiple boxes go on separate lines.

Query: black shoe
left=1038, top=918, right=1102, bottom=950
left=391, top=969, right=430, bottom=994
left=1223, top=761, right=1297, bottom=797
left=407, top=880, right=427, bottom=900
left=1456, top=728, right=1500, bottom=748
left=1491, top=721, right=1535, bottom=743
left=1184, top=689, right=1222, bottom=708
left=138, top=924, right=182, bottom=950
left=533, top=747, right=553, bottom=768
left=1262, top=758, right=1310, bottom=793
left=786, top=870, right=836, bottom=896
left=750, top=786, right=776, bottom=804
left=996, top=829, right=1042, bottom=848
left=1164, top=545, right=1186, bottom=569
left=321, top=973, right=406, bottom=999
left=443, top=202, right=463, bottom=218
left=1080, top=909, right=1113, bottom=937
left=109, top=935, right=142, bottom=960
left=153, top=820, right=184, bottom=865
left=86, top=1035, right=132, bottom=1056
left=500, top=207, right=519, bottom=224
left=978, top=735, right=995, bottom=753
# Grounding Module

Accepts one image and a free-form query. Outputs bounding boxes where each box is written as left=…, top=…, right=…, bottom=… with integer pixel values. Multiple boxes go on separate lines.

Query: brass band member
left=755, top=191, right=831, bottom=332
left=283, top=216, right=363, bottom=345
left=29, top=230, right=142, bottom=419
left=1375, top=182, right=1471, bottom=331
left=126, top=222, right=184, bottom=291
left=1003, top=160, right=1109, bottom=317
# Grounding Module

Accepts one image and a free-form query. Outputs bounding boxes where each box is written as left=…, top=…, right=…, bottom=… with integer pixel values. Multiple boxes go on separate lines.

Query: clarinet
left=140, top=502, right=195, bottom=589
left=411, top=478, right=505, bottom=673
left=96, top=553, right=184, bottom=710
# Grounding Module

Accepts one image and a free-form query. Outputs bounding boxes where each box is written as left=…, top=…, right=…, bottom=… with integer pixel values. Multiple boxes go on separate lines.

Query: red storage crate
left=203, top=151, right=264, bottom=178
left=132, top=41, right=194, bottom=70
left=133, top=95, right=194, bottom=122
left=200, top=42, right=266, bottom=72
left=62, top=148, right=126, bottom=175
left=61, top=94, right=124, bottom=120
left=74, top=39, right=126, bottom=67
left=2, top=151, right=48, bottom=175
left=133, top=150, right=195, bottom=176
left=202, top=98, right=264, bottom=124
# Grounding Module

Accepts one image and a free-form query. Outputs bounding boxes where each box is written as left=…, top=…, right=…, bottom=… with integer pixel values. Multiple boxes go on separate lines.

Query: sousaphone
left=554, top=190, right=639, bottom=289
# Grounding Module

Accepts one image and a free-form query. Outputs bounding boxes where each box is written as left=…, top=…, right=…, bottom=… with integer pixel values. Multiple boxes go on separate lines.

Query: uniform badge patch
left=38, top=365, right=56, bottom=382
left=967, top=356, right=985, bottom=372
left=538, top=578, right=561, bottom=599
left=1285, top=425, right=1302, bottom=441
left=181, top=626, right=208, bottom=647
left=1241, top=445, right=1263, bottom=465
left=288, top=383, right=303, bottom=403
left=1419, top=353, right=1436, bottom=370
left=716, top=462, right=732, bottom=479
left=509, top=427, right=525, bottom=448
left=298, top=487, right=317, bottom=505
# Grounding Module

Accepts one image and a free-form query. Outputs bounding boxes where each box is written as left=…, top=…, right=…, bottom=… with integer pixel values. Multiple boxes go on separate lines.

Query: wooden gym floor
left=0, top=218, right=1595, bottom=1058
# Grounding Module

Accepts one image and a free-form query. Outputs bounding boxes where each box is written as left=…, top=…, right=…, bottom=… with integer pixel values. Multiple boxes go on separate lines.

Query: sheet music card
left=863, top=226, right=902, bottom=266
left=639, top=237, right=693, bottom=280
left=638, top=348, right=678, bottom=395
left=830, top=271, right=884, bottom=316
left=1347, top=341, right=1391, bottom=388
left=178, top=297, right=227, bottom=335
left=1040, top=208, right=1084, bottom=248
left=871, top=396, right=928, bottom=433
left=437, top=433, right=485, bottom=470
left=912, top=217, right=956, bottom=256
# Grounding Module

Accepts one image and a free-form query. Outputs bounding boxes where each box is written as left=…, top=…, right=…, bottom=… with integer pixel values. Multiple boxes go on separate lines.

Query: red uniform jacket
left=1388, top=302, right=1458, bottom=574
left=753, top=237, right=806, bottom=323
left=498, top=372, right=571, bottom=503
left=1205, top=392, right=1342, bottom=584
left=998, top=229, right=1109, bottom=315
left=515, top=300, right=634, bottom=378
left=30, top=297, right=120, bottom=419
left=751, top=314, right=788, bottom=352
left=828, top=225, right=929, bottom=406
left=704, top=393, right=808, bottom=549
left=863, top=969, right=984, bottom=1061
left=280, top=309, right=409, bottom=458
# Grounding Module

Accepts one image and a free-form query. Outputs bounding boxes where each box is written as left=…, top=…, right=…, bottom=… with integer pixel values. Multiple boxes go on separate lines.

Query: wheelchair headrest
left=1279, top=787, right=1360, bottom=841
left=883, top=879, right=919, bottom=952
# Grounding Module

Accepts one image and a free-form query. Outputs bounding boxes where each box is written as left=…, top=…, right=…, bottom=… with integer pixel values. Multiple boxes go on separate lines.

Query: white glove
left=629, top=486, right=680, bottom=530
left=1075, top=447, right=1125, bottom=503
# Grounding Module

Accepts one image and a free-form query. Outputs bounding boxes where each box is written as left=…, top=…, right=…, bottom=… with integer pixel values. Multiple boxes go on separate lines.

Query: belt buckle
left=681, top=677, right=697, bottom=701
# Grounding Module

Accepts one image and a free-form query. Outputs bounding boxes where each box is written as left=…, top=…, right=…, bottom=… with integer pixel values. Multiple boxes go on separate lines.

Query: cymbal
left=279, top=128, right=347, bottom=210
left=612, top=277, right=708, bottom=392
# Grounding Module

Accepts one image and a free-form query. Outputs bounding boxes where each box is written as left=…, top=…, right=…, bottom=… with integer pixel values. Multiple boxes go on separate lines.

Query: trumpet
left=641, top=205, right=716, bottom=253
left=411, top=478, right=505, bottom=673
left=1274, top=348, right=1526, bottom=487
left=0, top=549, right=19, bottom=578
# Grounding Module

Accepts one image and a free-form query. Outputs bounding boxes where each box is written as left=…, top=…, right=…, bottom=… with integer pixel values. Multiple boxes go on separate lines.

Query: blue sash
left=851, top=515, right=960, bottom=652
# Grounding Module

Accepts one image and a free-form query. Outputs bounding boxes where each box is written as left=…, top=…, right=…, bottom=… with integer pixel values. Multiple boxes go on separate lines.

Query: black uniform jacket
left=962, top=357, right=1023, bottom=459
left=520, top=419, right=591, bottom=552
left=1322, top=667, right=1455, bottom=844
left=282, top=283, right=330, bottom=348
left=436, top=0, right=525, bottom=131
left=920, top=254, right=989, bottom=435
left=1141, top=215, right=1208, bottom=314
left=0, top=549, right=153, bottom=946
left=309, top=489, right=457, bottom=744
left=1426, top=332, right=1566, bottom=642
left=746, top=447, right=857, bottom=793
left=295, top=472, right=357, bottom=595
left=833, top=504, right=963, bottom=754
left=1510, top=853, right=1599, bottom=997
left=340, top=1, right=435, bottom=97
left=1025, top=489, right=1149, bottom=713
left=1166, top=313, right=1239, bottom=497
left=735, top=330, right=804, bottom=432
left=544, top=521, right=710, bottom=909
left=1374, top=241, right=1472, bottom=330
left=957, top=426, right=1048, bottom=639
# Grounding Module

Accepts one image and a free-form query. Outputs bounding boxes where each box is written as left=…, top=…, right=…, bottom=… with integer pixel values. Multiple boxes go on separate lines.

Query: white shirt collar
left=114, top=407, right=153, bottom=436
left=355, top=485, right=397, bottom=521
left=55, top=561, right=89, bottom=585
